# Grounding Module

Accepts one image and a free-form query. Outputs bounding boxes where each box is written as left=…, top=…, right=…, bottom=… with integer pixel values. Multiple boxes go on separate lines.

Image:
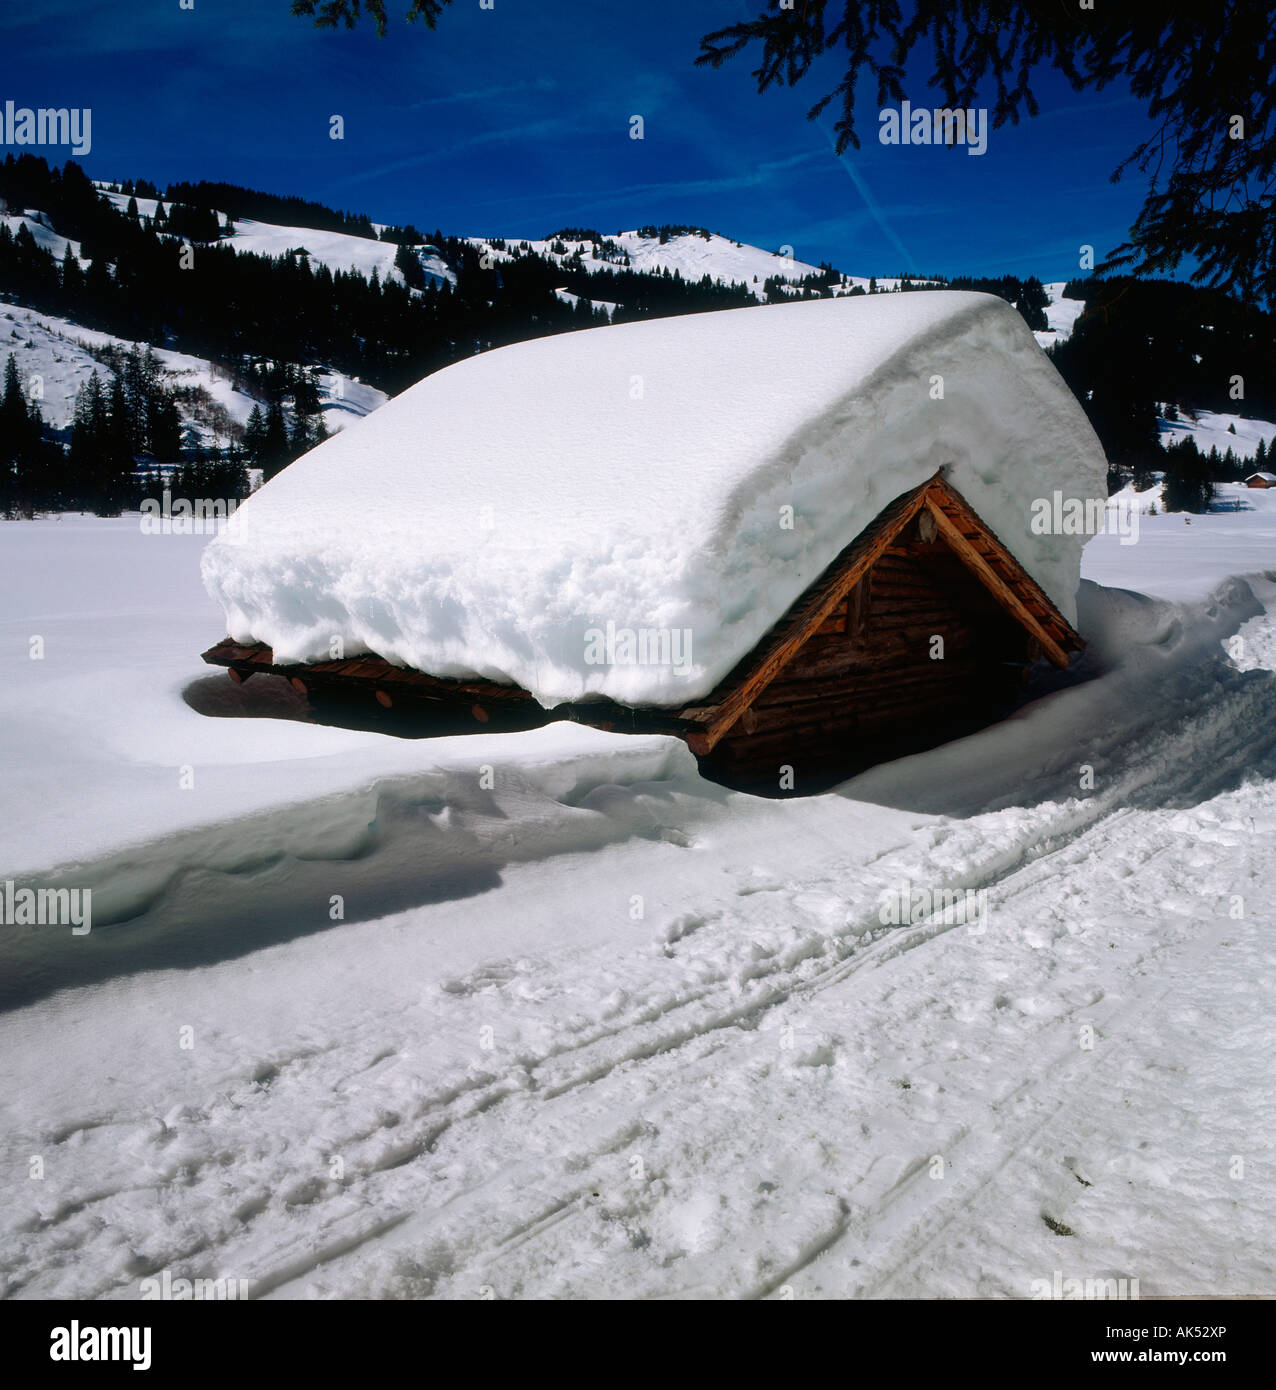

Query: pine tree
left=261, top=399, right=290, bottom=480
left=101, top=373, right=135, bottom=513
left=1, top=354, right=50, bottom=516
left=147, top=393, right=182, bottom=461
left=243, top=404, right=267, bottom=463
left=68, top=372, right=108, bottom=510
left=60, top=243, right=84, bottom=303
left=14, top=392, right=48, bottom=515
left=0, top=353, right=24, bottom=515
left=289, top=409, right=312, bottom=458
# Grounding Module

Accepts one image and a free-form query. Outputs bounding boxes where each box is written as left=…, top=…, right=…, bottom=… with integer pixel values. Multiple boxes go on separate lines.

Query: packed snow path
left=1, top=517, right=1275, bottom=1298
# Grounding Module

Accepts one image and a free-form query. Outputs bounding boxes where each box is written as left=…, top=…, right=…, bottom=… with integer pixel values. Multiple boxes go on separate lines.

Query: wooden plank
left=201, top=637, right=543, bottom=710
left=927, top=491, right=1082, bottom=653
left=868, top=597, right=962, bottom=619
left=686, top=486, right=932, bottom=750
left=922, top=500, right=1071, bottom=667
left=713, top=686, right=971, bottom=758
left=725, top=667, right=979, bottom=727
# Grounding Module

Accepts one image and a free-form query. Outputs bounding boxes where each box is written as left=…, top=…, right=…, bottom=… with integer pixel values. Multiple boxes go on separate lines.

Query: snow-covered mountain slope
left=1160, top=408, right=1276, bottom=461
left=1033, top=281, right=1086, bottom=349
left=98, top=190, right=456, bottom=291
left=0, top=301, right=386, bottom=441
left=1, top=209, right=81, bottom=262
left=1028, top=289, right=1276, bottom=454
left=224, top=217, right=455, bottom=290
left=1, top=500, right=1275, bottom=1298
left=468, top=228, right=923, bottom=303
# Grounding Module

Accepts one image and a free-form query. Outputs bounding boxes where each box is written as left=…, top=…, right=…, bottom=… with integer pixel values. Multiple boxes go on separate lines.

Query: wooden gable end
left=676, top=473, right=1084, bottom=755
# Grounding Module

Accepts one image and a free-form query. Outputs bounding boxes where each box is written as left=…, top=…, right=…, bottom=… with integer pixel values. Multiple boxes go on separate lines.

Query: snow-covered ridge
left=202, top=291, right=1107, bottom=708
left=468, top=228, right=925, bottom=304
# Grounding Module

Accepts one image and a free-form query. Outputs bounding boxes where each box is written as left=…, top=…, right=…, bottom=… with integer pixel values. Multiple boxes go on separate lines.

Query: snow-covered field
left=2, top=486, right=1274, bottom=1299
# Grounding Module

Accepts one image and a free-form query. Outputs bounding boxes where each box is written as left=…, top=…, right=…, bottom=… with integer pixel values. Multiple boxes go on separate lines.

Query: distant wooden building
left=204, top=471, right=1082, bottom=786
left=1245, top=471, right=1276, bottom=488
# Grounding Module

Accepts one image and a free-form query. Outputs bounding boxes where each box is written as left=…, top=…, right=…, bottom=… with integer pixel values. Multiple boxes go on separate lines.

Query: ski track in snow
left=2, top=582, right=1275, bottom=1298
left=3, top=495, right=1276, bottom=1298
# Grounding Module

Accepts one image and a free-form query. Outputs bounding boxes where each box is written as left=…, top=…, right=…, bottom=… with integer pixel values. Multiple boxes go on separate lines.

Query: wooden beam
left=688, top=487, right=932, bottom=751
left=922, top=499, right=1071, bottom=667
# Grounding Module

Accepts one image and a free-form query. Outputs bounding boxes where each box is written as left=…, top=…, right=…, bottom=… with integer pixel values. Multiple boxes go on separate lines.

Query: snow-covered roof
left=202, top=291, right=1107, bottom=708
left=1246, top=471, right=1276, bottom=482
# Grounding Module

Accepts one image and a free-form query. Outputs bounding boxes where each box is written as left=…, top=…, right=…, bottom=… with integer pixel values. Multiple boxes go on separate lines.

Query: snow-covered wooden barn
left=202, top=291, right=1106, bottom=785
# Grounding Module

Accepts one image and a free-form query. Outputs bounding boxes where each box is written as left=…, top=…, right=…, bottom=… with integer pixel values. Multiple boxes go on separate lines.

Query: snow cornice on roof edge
left=202, top=291, right=1107, bottom=708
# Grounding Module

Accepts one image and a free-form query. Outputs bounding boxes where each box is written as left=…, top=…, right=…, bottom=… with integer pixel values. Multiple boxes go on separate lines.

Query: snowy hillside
left=1, top=209, right=81, bottom=262
left=1159, top=408, right=1276, bottom=461
left=468, top=228, right=924, bottom=303
left=1033, top=281, right=1087, bottom=349
left=99, top=190, right=456, bottom=291
left=1028, top=285, right=1276, bottom=455
left=0, top=301, right=386, bottom=442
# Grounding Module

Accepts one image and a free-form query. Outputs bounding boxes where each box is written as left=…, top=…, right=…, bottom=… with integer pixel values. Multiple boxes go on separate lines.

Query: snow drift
left=201, top=291, right=1107, bottom=707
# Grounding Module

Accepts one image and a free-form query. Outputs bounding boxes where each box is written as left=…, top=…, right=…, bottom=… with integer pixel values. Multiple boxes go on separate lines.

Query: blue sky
left=1, top=0, right=1156, bottom=282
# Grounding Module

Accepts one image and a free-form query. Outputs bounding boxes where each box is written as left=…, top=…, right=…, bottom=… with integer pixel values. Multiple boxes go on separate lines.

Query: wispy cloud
left=329, top=116, right=582, bottom=189
left=400, top=76, right=557, bottom=110
left=446, top=148, right=827, bottom=220
left=817, top=119, right=917, bottom=268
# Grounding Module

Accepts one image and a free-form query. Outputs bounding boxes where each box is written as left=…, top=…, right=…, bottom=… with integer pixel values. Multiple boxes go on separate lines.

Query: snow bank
left=202, top=291, right=1107, bottom=708
left=1084, top=482, right=1276, bottom=602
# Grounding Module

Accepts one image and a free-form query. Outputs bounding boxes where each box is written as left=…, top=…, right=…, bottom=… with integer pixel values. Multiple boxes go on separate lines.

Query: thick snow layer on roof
left=202, top=291, right=1107, bottom=708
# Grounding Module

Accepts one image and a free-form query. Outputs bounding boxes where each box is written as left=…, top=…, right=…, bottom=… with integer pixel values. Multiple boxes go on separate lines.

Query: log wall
left=703, top=524, right=1030, bottom=789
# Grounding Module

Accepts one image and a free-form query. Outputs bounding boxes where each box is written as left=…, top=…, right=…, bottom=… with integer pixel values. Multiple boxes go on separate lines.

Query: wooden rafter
left=921, top=495, right=1071, bottom=669
left=679, top=485, right=931, bottom=753
left=679, top=472, right=1083, bottom=754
